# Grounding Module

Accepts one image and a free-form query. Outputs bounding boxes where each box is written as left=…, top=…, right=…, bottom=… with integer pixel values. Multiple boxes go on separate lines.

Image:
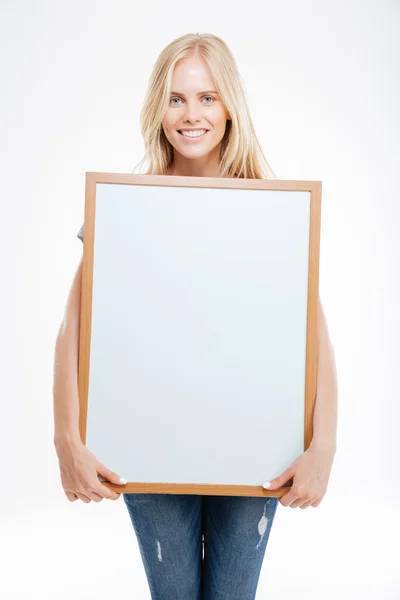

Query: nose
left=182, top=100, right=203, bottom=123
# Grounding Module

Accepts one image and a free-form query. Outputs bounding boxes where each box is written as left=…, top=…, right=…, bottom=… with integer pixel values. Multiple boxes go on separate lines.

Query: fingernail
left=119, top=477, right=127, bottom=484
left=263, top=481, right=271, bottom=488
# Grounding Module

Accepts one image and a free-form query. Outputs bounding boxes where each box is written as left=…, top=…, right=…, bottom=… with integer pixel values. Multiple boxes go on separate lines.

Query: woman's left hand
left=262, top=445, right=336, bottom=509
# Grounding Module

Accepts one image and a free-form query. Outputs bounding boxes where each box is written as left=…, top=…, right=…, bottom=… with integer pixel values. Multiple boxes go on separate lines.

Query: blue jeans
left=123, top=493, right=279, bottom=600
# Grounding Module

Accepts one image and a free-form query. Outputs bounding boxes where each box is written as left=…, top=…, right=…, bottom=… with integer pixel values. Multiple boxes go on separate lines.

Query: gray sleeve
left=77, top=223, right=84, bottom=242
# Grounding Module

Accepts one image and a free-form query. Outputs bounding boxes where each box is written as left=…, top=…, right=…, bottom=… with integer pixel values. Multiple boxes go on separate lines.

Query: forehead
left=171, top=56, right=215, bottom=90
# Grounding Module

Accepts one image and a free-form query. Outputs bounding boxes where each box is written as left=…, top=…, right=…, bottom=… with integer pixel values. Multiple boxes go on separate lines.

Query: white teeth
left=180, top=129, right=207, bottom=137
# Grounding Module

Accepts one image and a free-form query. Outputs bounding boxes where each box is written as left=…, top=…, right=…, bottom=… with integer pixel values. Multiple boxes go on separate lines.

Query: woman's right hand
left=56, top=438, right=127, bottom=503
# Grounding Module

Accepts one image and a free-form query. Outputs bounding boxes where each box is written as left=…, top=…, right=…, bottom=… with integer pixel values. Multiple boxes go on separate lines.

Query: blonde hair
left=132, top=33, right=277, bottom=179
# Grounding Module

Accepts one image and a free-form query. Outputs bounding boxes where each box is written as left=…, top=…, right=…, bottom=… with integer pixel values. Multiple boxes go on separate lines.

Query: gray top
left=77, top=223, right=84, bottom=242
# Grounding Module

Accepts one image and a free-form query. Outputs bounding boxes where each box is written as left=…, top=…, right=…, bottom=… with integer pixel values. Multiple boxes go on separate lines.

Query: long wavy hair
left=132, top=33, right=277, bottom=179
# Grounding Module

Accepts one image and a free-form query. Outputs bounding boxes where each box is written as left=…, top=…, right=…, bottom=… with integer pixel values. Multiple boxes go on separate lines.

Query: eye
left=169, top=96, right=216, bottom=105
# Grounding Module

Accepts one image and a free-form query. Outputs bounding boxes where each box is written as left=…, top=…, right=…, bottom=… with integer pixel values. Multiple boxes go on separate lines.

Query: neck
left=167, top=149, right=222, bottom=178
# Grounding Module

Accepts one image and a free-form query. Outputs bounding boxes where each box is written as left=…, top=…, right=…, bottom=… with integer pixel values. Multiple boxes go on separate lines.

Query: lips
left=178, top=129, right=209, bottom=134
left=177, top=130, right=210, bottom=141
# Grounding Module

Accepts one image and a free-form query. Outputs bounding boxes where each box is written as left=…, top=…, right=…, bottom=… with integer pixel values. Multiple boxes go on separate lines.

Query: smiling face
left=161, top=53, right=231, bottom=176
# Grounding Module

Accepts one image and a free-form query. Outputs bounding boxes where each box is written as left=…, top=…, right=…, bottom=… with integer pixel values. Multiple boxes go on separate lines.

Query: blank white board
left=78, top=173, right=321, bottom=497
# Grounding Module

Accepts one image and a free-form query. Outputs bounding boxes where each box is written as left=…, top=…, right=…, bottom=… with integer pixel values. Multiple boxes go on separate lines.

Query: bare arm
left=52, top=256, right=83, bottom=451
left=310, top=297, right=338, bottom=453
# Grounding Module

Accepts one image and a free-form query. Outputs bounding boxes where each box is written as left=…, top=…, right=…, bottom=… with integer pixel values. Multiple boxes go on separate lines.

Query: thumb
left=97, top=463, right=127, bottom=485
left=263, top=466, right=295, bottom=489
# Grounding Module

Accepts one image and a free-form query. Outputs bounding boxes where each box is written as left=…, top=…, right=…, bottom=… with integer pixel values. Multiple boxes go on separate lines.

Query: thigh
left=201, top=495, right=279, bottom=600
left=123, top=493, right=203, bottom=600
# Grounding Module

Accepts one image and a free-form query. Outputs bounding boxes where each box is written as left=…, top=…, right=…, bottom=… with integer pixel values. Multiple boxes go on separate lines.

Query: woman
left=54, top=33, right=337, bottom=600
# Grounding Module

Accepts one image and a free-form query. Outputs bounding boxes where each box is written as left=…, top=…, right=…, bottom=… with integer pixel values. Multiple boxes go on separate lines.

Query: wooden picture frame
left=77, top=172, right=321, bottom=498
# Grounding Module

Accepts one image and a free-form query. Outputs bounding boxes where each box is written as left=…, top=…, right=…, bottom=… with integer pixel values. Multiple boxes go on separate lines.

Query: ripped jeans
left=123, top=493, right=279, bottom=600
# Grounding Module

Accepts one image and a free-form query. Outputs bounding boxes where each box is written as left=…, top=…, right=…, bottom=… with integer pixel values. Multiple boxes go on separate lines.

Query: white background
left=1, top=0, right=399, bottom=598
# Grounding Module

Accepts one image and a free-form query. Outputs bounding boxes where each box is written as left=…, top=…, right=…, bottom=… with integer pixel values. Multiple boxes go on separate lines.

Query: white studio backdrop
left=1, top=0, right=399, bottom=598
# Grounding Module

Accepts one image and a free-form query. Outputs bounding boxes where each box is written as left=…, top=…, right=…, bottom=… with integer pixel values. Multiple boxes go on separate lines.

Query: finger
left=76, top=492, right=92, bottom=503
left=65, top=491, right=78, bottom=502
left=95, top=471, right=125, bottom=500
left=311, top=498, right=322, bottom=508
left=87, top=491, right=104, bottom=503
left=97, top=464, right=127, bottom=487
left=279, top=489, right=300, bottom=507
left=264, top=467, right=295, bottom=490
left=94, top=483, right=122, bottom=501
left=300, top=497, right=318, bottom=510
left=290, top=497, right=309, bottom=509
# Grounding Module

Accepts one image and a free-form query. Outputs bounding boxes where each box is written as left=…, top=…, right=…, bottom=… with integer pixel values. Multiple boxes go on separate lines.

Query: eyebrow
left=170, top=90, right=219, bottom=96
